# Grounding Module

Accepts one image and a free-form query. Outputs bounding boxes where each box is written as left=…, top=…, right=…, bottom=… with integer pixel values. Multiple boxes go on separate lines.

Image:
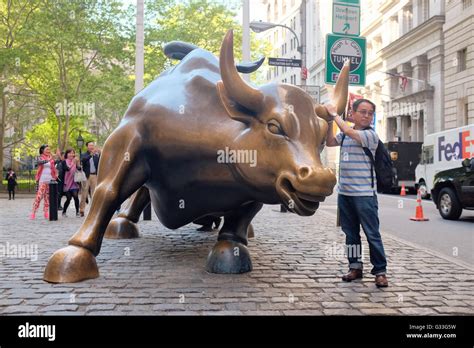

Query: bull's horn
left=333, top=59, right=350, bottom=115
left=220, top=29, right=264, bottom=113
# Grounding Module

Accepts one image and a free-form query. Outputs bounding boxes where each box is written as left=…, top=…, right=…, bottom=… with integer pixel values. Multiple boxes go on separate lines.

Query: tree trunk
left=0, top=86, right=6, bottom=172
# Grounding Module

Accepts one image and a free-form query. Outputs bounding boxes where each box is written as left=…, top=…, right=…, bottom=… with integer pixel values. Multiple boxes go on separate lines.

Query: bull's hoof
left=247, top=224, right=254, bottom=239
left=206, top=240, right=252, bottom=274
left=43, top=245, right=99, bottom=283
left=105, top=217, right=139, bottom=239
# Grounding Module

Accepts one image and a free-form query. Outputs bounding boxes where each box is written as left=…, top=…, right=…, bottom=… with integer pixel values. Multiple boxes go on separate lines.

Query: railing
left=1, top=170, right=37, bottom=193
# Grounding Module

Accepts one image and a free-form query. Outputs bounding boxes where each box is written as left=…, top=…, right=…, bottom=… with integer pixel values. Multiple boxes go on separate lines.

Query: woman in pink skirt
left=30, top=144, right=58, bottom=220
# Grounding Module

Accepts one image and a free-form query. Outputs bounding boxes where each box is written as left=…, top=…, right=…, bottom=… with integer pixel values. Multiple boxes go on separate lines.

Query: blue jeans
left=338, top=194, right=387, bottom=275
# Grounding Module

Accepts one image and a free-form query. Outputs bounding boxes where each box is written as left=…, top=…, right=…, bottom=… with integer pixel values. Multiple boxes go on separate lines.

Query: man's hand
left=324, top=103, right=338, bottom=119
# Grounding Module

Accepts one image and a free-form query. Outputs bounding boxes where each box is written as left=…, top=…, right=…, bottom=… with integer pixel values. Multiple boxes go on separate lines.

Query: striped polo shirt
left=335, top=128, right=379, bottom=196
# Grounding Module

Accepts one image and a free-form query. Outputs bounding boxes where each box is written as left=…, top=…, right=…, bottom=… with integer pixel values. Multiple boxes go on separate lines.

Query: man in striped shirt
left=324, top=99, right=388, bottom=288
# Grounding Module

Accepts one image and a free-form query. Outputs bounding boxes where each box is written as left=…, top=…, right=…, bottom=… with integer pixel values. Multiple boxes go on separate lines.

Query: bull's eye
left=267, top=120, right=285, bottom=136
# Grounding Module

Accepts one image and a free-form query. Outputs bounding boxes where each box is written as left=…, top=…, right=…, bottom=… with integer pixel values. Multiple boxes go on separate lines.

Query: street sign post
left=268, top=57, right=302, bottom=68
left=332, top=2, right=360, bottom=36
left=298, top=85, right=320, bottom=104
left=325, top=33, right=366, bottom=86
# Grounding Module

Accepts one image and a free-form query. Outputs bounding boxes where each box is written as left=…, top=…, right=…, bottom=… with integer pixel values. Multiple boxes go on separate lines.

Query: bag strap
left=362, top=147, right=375, bottom=188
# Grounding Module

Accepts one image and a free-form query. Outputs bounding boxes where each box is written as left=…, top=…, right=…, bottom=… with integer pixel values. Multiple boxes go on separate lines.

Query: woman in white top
left=30, top=145, right=58, bottom=220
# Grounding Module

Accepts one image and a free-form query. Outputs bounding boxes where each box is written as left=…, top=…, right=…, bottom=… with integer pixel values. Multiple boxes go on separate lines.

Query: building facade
left=258, top=0, right=473, bottom=169
left=443, top=0, right=474, bottom=128
left=259, top=0, right=304, bottom=85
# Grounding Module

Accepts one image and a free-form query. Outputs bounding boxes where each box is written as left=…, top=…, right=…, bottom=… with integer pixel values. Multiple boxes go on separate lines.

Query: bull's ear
left=217, top=81, right=255, bottom=124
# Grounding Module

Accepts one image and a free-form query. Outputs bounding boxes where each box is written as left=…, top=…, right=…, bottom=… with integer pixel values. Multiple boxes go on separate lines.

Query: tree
left=144, top=0, right=272, bottom=85
left=0, top=0, right=39, bottom=170
left=19, top=0, right=133, bottom=154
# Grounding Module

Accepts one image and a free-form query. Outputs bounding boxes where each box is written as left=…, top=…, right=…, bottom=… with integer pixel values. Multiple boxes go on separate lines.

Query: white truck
left=415, top=124, right=474, bottom=198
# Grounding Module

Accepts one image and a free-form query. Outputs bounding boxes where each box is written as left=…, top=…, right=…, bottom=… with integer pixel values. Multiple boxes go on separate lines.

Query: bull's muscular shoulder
left=154, top=48, right=220, bottom=83
left=123, top=48, right=223, bottom=120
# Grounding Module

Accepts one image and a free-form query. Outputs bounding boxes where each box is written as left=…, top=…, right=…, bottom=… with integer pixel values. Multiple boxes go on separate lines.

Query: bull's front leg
left=104, top=186, right=151, bottom=239
left=43, top=128, right=148, bottom=283
left=206, top=201, right=262, bottom=274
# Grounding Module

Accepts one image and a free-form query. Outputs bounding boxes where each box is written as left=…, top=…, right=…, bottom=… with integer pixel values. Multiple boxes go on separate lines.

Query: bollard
left=49, top=180, right=58, bottom=221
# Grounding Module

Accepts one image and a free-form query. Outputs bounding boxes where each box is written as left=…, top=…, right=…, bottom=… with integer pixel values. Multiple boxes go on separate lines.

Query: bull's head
left=217, top=30, right=348, bottom=216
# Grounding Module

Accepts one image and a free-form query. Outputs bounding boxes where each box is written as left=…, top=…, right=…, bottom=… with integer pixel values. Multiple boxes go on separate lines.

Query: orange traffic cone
left=400, top=184, right=406, bottom=196
left=410, top=190, right=429, bottom=221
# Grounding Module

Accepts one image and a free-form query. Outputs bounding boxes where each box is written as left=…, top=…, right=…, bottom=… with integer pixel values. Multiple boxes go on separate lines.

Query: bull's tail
left=163, top=41, right=265, bottom=74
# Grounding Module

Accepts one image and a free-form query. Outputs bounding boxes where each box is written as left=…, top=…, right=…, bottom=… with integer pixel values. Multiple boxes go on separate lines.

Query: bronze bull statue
left=43, top=30, right=349, bottom=283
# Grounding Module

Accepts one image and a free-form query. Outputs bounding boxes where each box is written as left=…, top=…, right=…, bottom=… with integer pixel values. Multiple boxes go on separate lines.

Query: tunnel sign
left=325, top=33, right=366, bottom=86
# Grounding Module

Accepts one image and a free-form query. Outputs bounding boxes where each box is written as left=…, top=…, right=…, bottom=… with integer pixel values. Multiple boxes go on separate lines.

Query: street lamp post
left=250, top=21, right=302, bottom=54
left=242, top=0, right=250, bottom=82
left=250, top=20, right=307, bottom=86
left=76, top=133, right=84, bottom=163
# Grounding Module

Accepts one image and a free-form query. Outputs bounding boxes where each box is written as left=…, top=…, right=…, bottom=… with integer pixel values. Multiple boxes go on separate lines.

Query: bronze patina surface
left=44, top=30, right=348, bottom=283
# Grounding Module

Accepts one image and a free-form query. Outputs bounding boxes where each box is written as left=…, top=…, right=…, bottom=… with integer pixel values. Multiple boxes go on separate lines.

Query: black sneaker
left=76, top=212, right=80, bottom=217
left=62, top=212, right=67, bottom=217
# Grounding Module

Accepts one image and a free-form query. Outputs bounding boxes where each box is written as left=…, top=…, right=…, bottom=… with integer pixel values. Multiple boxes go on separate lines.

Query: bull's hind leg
left=43, top=126, right=148, bottom=283
left=105, top=186, right=151, bottom=239
left=206, top=201, right=262, bottom=274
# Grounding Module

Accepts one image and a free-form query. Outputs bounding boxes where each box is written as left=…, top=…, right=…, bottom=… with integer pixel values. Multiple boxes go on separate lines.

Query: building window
left=463, top=0, right=472, bottom=9
left=282, top=1, right=287, bottom=16
left=274, top=0, right=279, bottom=20
left=422, top=0, right=429, bottom=21
left=404, top=6, right=413, bottom=34
left=267, top=4, right=271, bottom=21
left=457, top=48, right=467, bottom=72
left=464, top=102, right=469, bottom=125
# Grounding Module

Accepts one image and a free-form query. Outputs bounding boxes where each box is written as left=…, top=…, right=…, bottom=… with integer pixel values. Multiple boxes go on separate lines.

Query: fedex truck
left=415, top=125, right=474, bottom=198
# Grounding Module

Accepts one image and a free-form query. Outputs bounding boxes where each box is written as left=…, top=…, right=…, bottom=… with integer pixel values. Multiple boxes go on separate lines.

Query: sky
left=122, top=0, right=268, bottom=23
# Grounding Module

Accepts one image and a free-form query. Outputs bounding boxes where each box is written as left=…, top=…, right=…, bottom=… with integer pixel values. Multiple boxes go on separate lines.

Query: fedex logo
left=438, top=130, right=474, bottom=161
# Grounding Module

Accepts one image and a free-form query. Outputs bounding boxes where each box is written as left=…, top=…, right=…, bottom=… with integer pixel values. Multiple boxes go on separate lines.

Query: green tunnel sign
left=325, top=33, right=366, bottom=86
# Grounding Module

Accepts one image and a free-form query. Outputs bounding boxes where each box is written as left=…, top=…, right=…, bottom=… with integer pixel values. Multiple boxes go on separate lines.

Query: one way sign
left=332, top=1, right=360, bottom=37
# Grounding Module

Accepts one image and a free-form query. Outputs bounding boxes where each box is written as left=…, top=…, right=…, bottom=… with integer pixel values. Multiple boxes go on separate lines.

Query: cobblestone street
left=0, top=196, right=472, bottom=315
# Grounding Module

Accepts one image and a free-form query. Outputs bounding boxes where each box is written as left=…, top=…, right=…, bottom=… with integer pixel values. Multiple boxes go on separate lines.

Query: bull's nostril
left=298, top=167, right=310, bottom=179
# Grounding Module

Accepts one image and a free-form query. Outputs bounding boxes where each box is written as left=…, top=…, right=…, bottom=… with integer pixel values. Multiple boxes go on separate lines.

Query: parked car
left=431, top=158, right=474, bottom=220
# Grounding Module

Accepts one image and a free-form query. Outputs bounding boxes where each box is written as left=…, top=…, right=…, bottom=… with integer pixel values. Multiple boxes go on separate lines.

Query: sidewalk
left=0, top=197, right=472, bottom=315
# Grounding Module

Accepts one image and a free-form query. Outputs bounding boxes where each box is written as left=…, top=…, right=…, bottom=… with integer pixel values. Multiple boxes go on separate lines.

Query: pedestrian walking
left=5, top=167, right=17, bottom=200
left=30, top=144, right=58, bottom=220
left=61, top=148, right=81, bottom=217
left=324, top=98, right=388, bottom=288
left=79, top=141, right=100, bottom=217
left=56, top=150, right=65, bottom=211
